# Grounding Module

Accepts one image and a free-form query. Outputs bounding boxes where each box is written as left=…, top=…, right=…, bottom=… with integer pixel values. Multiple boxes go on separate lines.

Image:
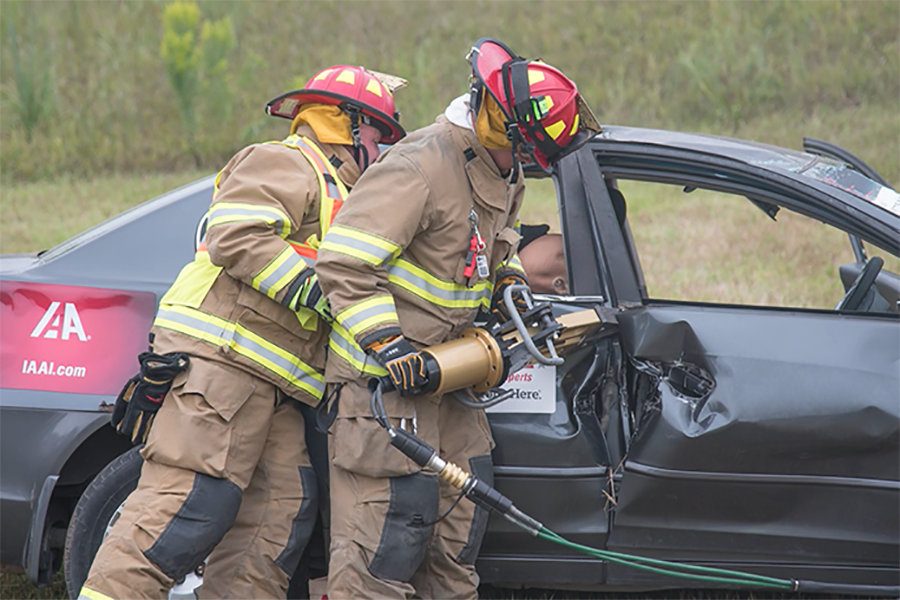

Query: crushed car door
left=579, top=146, right=900, bottom=587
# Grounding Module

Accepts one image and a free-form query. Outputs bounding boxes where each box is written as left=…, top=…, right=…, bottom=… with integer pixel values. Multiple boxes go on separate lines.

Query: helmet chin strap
left=506, top=124, right=520, bottom=184
left=505, top=123, right=536, bottom=185
left=348, top=109, right=370, bottom=171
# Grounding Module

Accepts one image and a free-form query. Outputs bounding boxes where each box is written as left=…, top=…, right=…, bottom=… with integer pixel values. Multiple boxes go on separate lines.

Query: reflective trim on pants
left=78, top=587, right=116, bottom=600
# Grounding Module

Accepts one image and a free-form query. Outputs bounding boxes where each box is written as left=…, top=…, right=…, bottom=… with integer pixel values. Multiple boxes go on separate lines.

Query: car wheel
left=63, top=446, right=312, bottom=600
left=64, top=446, right=143, bottom=599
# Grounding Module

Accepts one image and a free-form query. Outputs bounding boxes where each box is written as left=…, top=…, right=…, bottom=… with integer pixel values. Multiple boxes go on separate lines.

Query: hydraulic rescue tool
left=369, top=286, right=900, bottom=597
left=374, top=285, right=615, bottom=403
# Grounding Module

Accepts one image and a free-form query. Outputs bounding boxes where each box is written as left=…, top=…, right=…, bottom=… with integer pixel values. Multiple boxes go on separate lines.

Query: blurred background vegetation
left=1, top=0, right=898, bottom=184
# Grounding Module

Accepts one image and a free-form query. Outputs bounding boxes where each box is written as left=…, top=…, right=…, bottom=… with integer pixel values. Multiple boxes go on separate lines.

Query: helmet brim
left=266, top=88, right=406, bottom=144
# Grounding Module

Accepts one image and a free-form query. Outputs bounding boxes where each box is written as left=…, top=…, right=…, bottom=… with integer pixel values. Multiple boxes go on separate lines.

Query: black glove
left=367, top=336, right=428, bottom=396
left=111, top=352, right=190, bottom=445
left=490, top=273, right=530, bottom=323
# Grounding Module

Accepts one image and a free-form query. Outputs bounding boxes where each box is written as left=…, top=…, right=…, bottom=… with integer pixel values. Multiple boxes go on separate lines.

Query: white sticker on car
left=486, top=364, right=557, bottom=414
left=870, top=186, right=900, bottom=217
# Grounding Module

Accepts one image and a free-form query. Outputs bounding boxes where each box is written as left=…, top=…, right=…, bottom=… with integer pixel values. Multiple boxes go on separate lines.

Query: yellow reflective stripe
left=288, top=135, right=349, bottom=198
left=386, top=257, right=492, bottom=309
left=153, top=306, right=325, bottom=399
left=231, top=325, right=325, bottom=398
left=154, top=305, right=234, bottom=346
left=276, top=135, right=348, bottom=241
left=208, top=202, right=292, bottom=238
left=78, top=587, right=115, bottom=600
left=252, top=246, right=311, bottom=299
left=319, top=225, right=401, bottom=266
left=328, top=322, right=387, bottom=376
left=498, top=254, right=525, bottom=274
left=334, top=295, right=399, bottom=338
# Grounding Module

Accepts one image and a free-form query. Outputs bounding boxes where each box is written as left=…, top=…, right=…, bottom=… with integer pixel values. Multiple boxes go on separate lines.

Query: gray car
left=1, top=129, right=897, bottom=597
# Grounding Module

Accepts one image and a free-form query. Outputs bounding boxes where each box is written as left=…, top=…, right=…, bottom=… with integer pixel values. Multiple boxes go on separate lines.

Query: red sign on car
left=0, top=282, right=156, bottom=395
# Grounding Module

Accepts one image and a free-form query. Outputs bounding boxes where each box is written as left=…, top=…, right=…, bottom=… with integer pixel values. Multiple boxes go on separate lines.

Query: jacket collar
left=440, top=111, right=524, bottom=184
left=292, top=124, right=361, bottom=187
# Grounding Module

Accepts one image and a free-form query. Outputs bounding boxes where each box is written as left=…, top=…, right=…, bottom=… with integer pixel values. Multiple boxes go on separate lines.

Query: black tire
left=63, top=446, right=142, bottom=599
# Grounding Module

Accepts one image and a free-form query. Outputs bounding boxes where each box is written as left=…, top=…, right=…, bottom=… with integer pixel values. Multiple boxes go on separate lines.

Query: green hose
left=536, top=528, right=795, bottom=591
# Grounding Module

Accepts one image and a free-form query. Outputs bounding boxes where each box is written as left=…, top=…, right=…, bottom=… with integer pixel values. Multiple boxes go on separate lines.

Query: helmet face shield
left=467, top=38, right=601, bottom=172
left=467, top=38, right=519, bottom=120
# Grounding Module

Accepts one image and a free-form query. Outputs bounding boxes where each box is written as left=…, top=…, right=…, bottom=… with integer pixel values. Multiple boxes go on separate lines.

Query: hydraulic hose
left=368, top=379, right=900, bottom=597
left=369, top=380, right=789, bottom=587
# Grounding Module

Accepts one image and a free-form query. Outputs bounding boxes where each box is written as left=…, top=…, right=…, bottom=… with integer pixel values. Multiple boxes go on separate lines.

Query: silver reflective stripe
left=326, top=180, right=340, bottom=199
left=387, top=263, right=490, bottom=307
left=156, top=307, right=234, bottom=345
left=231, top=329, right=325, bottom=397
left=256, top=251, right=308, bottom=297
left=328, top=327, right=386, bottom=375
left=321, top=231, right=396, bottom=265
left=208, top=206, right=289, bottom=237
left=339, top=301, right=397, bottom=335
left=155, top=307, right=325, bottom=398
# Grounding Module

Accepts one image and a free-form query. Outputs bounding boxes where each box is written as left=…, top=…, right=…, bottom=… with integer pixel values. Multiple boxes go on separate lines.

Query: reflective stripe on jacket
left=316, top=116, right=526, bottom=383
left=151, top=126, right=357, bottom=404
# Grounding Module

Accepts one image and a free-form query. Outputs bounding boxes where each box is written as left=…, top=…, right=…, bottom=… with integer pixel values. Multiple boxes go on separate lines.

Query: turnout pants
left=327, top=380, right=494, bottom=600
left=80, top=357, right=319, bottom=600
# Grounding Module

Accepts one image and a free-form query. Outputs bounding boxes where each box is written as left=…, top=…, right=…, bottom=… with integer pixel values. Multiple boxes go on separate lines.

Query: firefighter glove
left=491, top=273, right=530, bottom=323
left=111, top=352, right=190, bottom=445
left=286, top=270, right=332, bottom=322
left=368, top=336, right=428, bottom=396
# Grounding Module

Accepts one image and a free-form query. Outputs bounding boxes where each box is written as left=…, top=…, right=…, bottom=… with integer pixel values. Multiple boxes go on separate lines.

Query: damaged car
left=1, top=128, right=897, bottom=597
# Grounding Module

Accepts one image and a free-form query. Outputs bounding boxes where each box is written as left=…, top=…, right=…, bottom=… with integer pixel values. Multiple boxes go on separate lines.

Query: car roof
left=589, top=126, right=900, bottom=222
left=594, top=125, right=816, bottom=167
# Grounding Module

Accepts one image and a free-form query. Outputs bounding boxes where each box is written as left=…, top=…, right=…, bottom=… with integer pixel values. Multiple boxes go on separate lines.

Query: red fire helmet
left=467, top=38, right=601, bottom=171
left=266, top=66, right=406, bottom=144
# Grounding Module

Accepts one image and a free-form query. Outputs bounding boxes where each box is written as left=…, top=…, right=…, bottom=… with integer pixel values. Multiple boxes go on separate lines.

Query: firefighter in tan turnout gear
left=316, top=39, right=600, bottom=599
left=79, top=65, right=406, bottom=600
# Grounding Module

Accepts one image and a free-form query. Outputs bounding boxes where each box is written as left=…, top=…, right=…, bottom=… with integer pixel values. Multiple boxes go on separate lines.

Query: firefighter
left=315, top=39, right=600, bottom=599
left=78, top=66, right=406, bottom=600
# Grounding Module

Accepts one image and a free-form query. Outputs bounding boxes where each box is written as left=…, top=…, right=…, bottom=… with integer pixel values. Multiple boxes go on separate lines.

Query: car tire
left=63, top=446, right=142, bottom=600
left=63, top=446, right=313, bottom=600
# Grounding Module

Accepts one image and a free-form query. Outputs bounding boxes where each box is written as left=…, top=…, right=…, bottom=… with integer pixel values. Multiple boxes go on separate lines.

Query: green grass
left=1, top=1, right=897, bottom=183
left=621, top=181, right=900, bottom=309
left=0, top=570, right=66, bottom=600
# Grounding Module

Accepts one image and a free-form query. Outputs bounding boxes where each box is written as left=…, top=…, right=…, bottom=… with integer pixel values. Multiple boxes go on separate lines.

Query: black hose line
left=367, top=378, right=899, bottom=597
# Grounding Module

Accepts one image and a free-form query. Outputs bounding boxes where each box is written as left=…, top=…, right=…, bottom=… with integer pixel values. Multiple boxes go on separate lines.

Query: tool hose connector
left=439, top=462, right=470, bottom=489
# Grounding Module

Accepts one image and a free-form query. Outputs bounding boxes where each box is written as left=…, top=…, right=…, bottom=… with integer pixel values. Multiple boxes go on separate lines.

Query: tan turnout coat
left=151, top=125, right=360, bottom=406
left=316, top=115, right=525, bottom=382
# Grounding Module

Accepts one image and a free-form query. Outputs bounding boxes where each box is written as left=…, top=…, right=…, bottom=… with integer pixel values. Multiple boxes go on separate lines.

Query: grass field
left=1, top=1, right=897, bottom=183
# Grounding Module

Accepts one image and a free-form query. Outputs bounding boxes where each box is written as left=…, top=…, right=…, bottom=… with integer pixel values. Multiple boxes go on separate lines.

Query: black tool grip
left=388, top=427, right=437, bottom=468
left=375, top=375, right=395, bottom=393
left=466, top=477, right=514, bottom=515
